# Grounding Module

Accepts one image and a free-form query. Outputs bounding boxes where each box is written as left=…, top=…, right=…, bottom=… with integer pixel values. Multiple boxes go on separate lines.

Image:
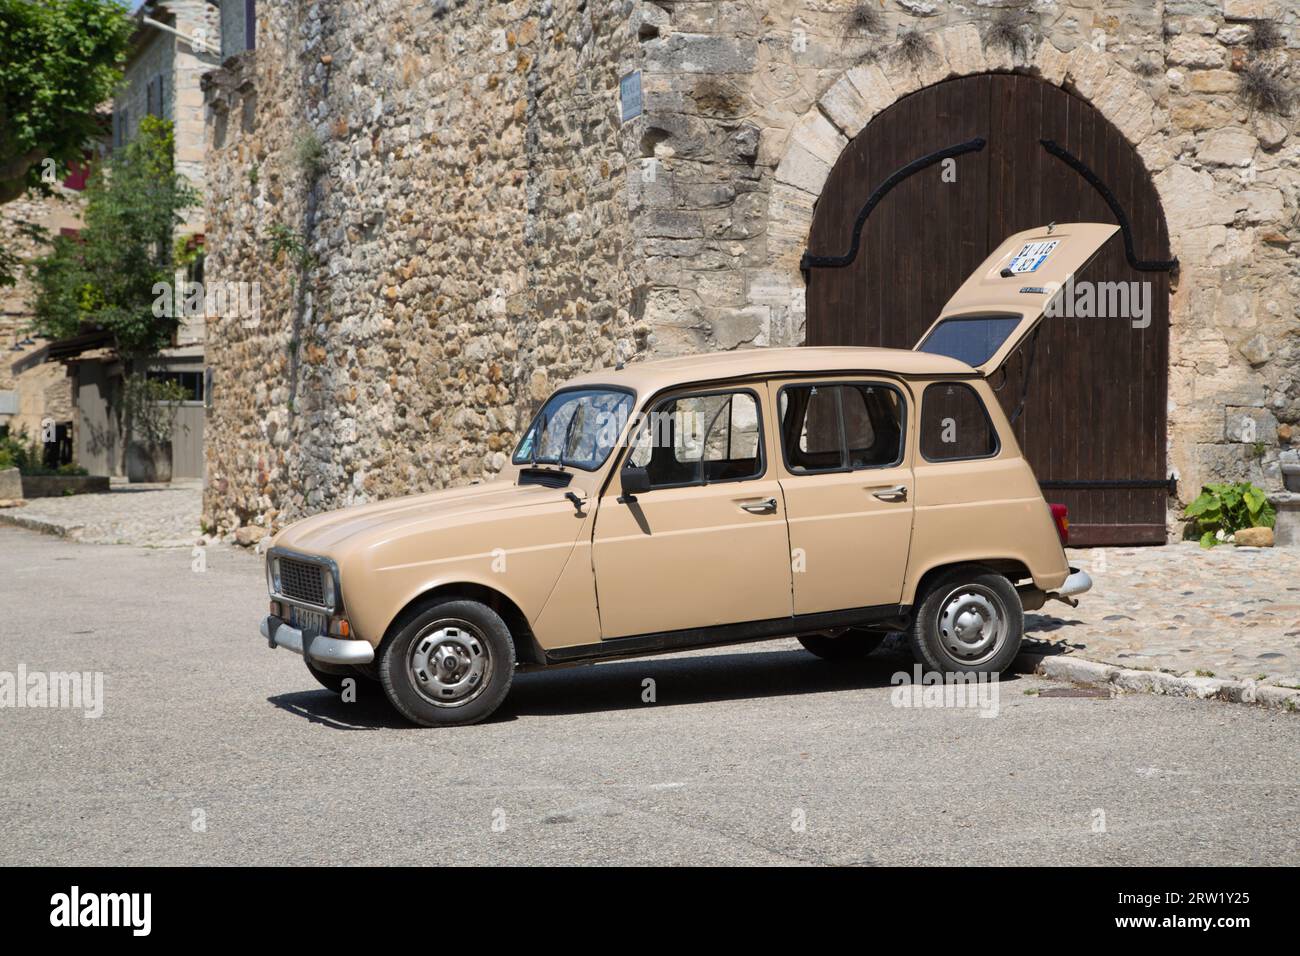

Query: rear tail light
left=1049, top=503, right=1069, bottom=546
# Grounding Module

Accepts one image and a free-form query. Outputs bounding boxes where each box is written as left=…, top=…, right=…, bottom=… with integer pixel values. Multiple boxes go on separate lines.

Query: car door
left=591, top=385, right=794, bottom=639
left=775, top=379, right=914, bottom=616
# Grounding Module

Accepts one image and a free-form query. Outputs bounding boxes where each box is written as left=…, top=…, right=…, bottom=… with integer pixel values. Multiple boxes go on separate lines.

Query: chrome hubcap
left=408, top=621, right=490, bottom=707
left=937, top=586, right=1006, bottom=665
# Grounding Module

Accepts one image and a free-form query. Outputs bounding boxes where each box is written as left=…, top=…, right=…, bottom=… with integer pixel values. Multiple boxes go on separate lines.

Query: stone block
left=1167, top=34, right=1227, bottom=69
left=1197, top=127, right=1258, bottom=166
left=787, top=109, right=848, bottom=168
left=642, top=34, right=759, bottom=75
left=1033, top=38, right=1070, bottom=86
left=939, top=23, right=986, bottom=78
left=1223, top=0, right=1281, bottom=20
left=1233, top=526, right=1274, bottom=547
left=774, top=143, right=833, bottom=196
left=0, top=468, right=20, bottom=500
left=844, top=63, right=898, bottom=116
left=819, top=74, right=875, bottom=139
left=1225, top=404, right=1279, bottom=440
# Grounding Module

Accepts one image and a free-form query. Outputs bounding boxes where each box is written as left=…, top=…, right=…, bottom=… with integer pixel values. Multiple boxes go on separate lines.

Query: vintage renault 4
left=261, top=223, right=1105, bottom=726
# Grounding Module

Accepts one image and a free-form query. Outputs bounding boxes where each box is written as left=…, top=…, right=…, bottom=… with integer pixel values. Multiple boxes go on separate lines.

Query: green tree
left=0, top=0, right=130, bottom=204
left=31, top=115, right=198, bottom=430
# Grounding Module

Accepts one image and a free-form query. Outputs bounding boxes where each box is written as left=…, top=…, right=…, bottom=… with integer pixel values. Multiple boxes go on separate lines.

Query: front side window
left=920, top=382, right=999, bottom=461
left=626, top=390, right=763, bottom=488
left=779, top=383, right=904, bottom=473
left=513, top=387, right=634, bottom=471
left=917, top=314, right=1021, bottom=368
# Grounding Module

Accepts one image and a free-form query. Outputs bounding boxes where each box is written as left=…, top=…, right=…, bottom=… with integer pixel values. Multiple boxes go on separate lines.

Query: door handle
left=739, top=497, right=778, bottom=514
left=870, top=485, right=908, bottom=502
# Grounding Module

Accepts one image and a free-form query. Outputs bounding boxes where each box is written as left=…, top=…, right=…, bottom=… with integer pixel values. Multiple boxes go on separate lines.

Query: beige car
left=261, top=222, right=1105, bottom=726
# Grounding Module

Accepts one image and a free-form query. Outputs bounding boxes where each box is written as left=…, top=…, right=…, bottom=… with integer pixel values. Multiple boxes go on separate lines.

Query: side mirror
left=620, top=465, right=651, bottom=500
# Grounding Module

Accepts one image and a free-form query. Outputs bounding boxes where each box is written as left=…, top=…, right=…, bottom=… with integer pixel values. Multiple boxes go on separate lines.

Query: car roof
left=563, top=346, right=978, bottom=396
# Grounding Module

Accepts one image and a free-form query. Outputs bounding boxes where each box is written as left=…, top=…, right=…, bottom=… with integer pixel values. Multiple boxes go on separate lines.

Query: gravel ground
left=0, top=480, right=203, bottom=547
left=1, top=526, right=1296, bottom=866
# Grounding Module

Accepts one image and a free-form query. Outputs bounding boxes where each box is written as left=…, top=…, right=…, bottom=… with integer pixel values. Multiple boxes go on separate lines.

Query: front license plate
left=290, top=606, right=328, bottom=636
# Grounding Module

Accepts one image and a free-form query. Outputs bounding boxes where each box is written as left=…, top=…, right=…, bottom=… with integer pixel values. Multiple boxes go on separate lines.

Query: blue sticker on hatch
left=1007, top=239, right=1060, bottom=274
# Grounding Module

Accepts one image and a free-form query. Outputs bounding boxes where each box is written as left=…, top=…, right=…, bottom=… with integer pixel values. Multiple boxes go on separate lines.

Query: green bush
left=0, top=429, right=87, bottom=476
left=1184, top=481, right=1275, bottom=548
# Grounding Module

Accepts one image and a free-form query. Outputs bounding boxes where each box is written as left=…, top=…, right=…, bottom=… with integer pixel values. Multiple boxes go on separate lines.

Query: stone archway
left=751, top=26, right=1180, bottom=545
left=758, top=25, right=1166, bottom=305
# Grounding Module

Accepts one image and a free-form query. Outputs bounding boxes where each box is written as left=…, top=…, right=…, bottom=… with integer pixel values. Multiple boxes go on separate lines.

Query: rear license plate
left=290, top=606, right=328, bottom=636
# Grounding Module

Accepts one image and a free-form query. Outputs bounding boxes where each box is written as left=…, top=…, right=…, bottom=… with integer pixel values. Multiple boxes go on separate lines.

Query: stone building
left=200, top=0, right=1300, bottom=545
left=45, top=0, right=224, bottom=478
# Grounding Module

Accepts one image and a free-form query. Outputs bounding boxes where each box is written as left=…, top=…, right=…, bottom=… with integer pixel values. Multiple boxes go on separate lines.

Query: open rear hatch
left=913, top=222, right=1120, bottom=376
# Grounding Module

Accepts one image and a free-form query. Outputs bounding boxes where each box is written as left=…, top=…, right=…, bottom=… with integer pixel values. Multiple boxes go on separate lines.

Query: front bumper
left=261, top=615, right=375, bottom=665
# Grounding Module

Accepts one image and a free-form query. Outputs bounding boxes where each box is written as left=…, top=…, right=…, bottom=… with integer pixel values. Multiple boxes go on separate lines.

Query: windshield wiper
left=558, top=404, right=584, bottom=469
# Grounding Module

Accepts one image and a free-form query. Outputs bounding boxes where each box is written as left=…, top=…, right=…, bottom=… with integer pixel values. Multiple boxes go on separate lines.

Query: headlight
left=322, top=571, right=336, bottom=609
left=266, top=557, right=281, bottom=596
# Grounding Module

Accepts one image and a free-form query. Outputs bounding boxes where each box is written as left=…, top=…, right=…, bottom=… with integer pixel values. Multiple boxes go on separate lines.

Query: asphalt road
left=2, top=525, right=1296, bottom=866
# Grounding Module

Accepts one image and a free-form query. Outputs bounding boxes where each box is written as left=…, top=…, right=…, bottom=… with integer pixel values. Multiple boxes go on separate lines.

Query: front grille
left=279, top=557, right=326, bottom=607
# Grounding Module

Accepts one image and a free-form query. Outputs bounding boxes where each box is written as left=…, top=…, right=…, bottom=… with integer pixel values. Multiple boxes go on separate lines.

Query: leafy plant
left=894, top=28, right=937, bottom=68
left=847, top=2, right=883, bottom=35
left=0, top=428, right=86, bottom=475
left=1239, top=61, right=1293, bottom=115
left=0, top=0, right=131, bottom=204
left=30, top=116, right=199, bottom=370
left=1184, top=481, right=1275, bottom=548
left=982, top=9, right=1034, bottom=61
left=266, top=222, right=316, bottom=269
left=294, top=131, right=326, bottom=179
left=1247, top=19, right=1281, bottom=54
left=121, top=376, right=189, bottom=448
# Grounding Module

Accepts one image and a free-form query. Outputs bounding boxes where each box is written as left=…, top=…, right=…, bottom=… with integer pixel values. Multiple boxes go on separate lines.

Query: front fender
left=340, top=503, right=591, bottom=648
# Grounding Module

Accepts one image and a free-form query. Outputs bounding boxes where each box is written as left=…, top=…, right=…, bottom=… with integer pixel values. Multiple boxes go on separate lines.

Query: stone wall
left=201, top=0, right=642, bottom=537
left=203, top=0, right=1300, bottom=541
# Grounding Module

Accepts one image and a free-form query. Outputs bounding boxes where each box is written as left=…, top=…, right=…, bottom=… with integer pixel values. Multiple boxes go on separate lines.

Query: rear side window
left=626, top=389, right=763, bottom=488
left=779, top=383, right=905, bottom=473
left=920, top=383, right=999, bottom=461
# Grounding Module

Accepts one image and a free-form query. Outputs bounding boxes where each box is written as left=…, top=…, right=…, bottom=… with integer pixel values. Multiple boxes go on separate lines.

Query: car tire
left=908, top=567, right=1023, bottom=675
left=304, top=659, right=354, bottom=694
left=797, top=628, right=886, bottom=660
left=378, top=598, right=515, bottom=727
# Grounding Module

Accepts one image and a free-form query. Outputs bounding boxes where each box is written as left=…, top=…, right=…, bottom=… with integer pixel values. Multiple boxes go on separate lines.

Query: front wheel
left=378, top=599, right=515, bottom=727
left=908, top=569, right=1023, bottom=674
left=304, top=659, right=354, bottom=694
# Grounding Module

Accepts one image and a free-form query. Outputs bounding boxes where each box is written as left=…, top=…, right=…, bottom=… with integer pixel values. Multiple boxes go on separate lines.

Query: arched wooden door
left=804, top=74, right=1171, bottom=546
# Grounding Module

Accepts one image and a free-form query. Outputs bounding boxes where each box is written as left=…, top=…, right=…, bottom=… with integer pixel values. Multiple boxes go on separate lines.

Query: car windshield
left=917, top=314, right=1021, bottom=367
left=512, top=387, right=635, bottom=471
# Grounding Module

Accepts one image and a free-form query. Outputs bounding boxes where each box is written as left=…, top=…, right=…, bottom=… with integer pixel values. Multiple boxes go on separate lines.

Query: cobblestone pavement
left=1026, top=544, right=1300, bottom=688
left=2, top=483, right=1297, bottom=690
left=0, top=480, right=203, bottom=548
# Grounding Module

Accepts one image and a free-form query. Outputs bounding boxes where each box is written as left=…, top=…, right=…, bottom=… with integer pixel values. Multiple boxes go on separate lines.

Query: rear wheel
left=797, top=628, right=886, bottom=660
left=378, top=599, right=515, bottom=727
left=909, top=568, right=1023, bottom=674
